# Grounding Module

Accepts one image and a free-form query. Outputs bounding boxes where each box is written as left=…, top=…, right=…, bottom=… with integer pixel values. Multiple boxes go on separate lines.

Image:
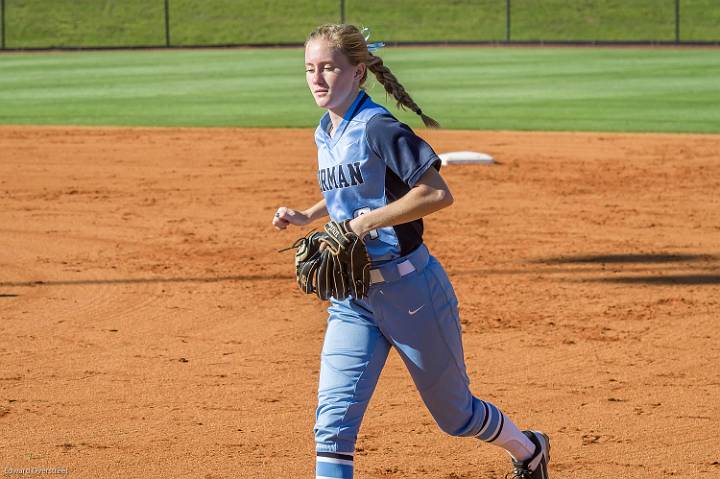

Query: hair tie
left=416, top=109, right=423, bottom=115
left=361, top=26, right=385, bottom=53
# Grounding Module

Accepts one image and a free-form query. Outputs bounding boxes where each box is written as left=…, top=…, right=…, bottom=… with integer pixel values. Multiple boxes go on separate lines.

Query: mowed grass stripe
left=0, top=47, right=718, bottom=133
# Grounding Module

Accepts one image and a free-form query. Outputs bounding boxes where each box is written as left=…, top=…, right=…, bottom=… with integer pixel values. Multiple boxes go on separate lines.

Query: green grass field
left=1, top=47, right=719, bottom=133
left=1, top=0, right=719, bottom=48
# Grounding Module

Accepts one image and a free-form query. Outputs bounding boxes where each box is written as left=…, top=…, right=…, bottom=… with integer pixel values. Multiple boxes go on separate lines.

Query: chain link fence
left=1, top=0, right=718, bottom=50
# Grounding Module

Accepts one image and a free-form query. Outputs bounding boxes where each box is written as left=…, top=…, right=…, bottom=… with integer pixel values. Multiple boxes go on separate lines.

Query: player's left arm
left=348, top=167, right=453, bottom=238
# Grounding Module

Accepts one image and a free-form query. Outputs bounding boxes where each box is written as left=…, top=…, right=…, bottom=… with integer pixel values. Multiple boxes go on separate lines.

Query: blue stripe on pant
left=315, top=247, right=494, bottom=457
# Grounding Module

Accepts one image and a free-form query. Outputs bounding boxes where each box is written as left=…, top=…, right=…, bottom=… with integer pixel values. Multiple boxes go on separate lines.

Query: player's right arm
left=272, top=198, right=328, bottom=230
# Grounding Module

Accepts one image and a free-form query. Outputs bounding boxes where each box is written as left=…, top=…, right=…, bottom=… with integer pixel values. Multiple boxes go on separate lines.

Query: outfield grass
left=348, top=0, right=720, bottom=42
left=2, top=0, right=167, bottom=48
left=169, top=0, right=338, bottom=45
left=0, top=0, right=718, bottom=48
left=506, top=0, right=720, bottom=42
left=0, top=47, right=719, bottom=133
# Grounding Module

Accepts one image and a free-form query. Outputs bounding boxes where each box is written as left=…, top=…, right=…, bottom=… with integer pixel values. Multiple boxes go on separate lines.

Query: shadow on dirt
left=0, top=274, right=291, bottom=288
left=592, top=274, right=720, bottom=285
left=530, top=253, right=717, bottom=264
left=527, top=252, right=720, bottom=286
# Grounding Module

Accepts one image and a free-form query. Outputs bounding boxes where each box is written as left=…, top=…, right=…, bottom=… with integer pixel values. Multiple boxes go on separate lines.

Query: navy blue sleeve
left=365, top=114, right=441, bottom=187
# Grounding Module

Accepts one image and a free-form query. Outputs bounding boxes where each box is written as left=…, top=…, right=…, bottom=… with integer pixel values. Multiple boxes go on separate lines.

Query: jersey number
left=354, top=207, right=378, bottom=240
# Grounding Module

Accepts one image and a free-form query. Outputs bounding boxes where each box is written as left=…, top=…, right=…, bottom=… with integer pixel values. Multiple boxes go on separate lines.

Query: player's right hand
left=272, top=207, right=311, bottom=230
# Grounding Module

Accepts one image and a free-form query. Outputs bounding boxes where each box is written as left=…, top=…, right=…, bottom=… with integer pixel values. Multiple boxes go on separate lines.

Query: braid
left=366, top=54, right=440, bottom=129
left=306, top=24, right=440, bottom=128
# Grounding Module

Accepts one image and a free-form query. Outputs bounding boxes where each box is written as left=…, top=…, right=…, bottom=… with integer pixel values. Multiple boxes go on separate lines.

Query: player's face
left=305, top=39, right=363, bottom=112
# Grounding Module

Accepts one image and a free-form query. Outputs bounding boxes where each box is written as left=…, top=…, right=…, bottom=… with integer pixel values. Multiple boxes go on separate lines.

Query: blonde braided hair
left=306, top=24, right=440, bottom=129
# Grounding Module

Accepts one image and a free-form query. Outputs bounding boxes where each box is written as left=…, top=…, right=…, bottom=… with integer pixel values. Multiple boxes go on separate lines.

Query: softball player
left=272, top=24, right=550, bottom=479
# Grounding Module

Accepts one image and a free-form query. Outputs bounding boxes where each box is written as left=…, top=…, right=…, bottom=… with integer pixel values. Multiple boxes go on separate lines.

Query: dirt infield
left=1, top=126, right=719, bottom=478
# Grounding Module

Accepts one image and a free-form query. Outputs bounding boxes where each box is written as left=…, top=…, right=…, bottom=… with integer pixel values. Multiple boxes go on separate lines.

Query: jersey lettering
left=318, top=161, right=365, bottom=192
left=337, top=166, right=350, bottom=188
left=328, top=166, right=339, bottom=190
left=318, top=169, right=328, bottom=191
left=347, top=162, right=363, bottom=186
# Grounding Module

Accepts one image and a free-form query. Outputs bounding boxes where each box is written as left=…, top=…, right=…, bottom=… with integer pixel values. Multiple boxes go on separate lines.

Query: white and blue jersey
left=314, top=90, right=441, bottom=263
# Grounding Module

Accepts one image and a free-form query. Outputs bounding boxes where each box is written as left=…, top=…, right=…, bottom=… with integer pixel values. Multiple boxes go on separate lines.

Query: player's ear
left=354, top=63, right=366, bottom=79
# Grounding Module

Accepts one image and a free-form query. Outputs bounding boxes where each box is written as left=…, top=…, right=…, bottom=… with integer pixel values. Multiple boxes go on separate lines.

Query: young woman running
left=272, top=24, right=550, bottom=479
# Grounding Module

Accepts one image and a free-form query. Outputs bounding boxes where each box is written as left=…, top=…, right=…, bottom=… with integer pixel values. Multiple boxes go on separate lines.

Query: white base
left=439, top=151, right=495, bottom=165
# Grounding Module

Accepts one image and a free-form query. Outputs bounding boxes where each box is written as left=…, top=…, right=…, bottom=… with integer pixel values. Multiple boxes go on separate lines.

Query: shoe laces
left=506, top=466, right=532, bottom=479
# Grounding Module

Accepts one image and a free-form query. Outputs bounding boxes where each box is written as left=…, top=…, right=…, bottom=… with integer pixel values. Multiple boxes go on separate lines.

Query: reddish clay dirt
left=1, top=126, right=719, bottom=479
